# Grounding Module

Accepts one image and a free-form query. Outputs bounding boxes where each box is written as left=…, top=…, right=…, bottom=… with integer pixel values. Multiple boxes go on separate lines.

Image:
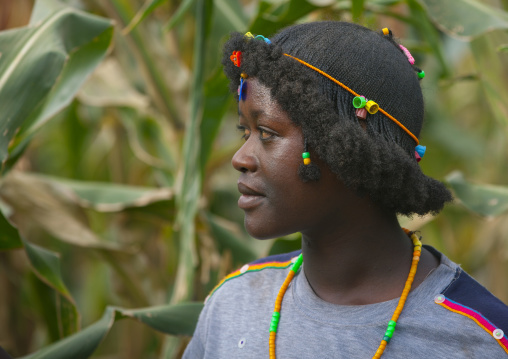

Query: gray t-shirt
left=183, top=249, right=508, bottom=358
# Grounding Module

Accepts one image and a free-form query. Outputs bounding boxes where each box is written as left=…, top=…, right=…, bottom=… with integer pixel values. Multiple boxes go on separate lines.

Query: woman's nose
left=232, top=141, right=258, bottom=173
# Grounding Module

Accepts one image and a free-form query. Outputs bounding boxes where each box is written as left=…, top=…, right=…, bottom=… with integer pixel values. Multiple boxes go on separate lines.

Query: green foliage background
left=1, top=0, right=508, bottom=358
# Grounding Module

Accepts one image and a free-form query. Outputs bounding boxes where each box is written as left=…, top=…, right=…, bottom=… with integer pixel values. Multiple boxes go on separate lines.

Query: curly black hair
left=222, top=21, right=452, bottom=216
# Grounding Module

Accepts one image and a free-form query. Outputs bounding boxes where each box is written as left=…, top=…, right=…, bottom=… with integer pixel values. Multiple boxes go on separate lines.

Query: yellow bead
left=365, top=100, right=379, bottom=114
left=303, top=158, right=311, bottom=165
left=382, top=28, right=389, bottom=35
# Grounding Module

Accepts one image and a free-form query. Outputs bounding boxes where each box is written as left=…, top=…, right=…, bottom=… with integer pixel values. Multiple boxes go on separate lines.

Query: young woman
left=183, top=21, right=508, bottom=358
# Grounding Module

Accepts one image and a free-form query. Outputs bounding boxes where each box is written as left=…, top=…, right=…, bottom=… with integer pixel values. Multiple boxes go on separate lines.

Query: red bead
left=230, top=51, right=242, bottom=67
left=355, top=108, right=367, bottom=120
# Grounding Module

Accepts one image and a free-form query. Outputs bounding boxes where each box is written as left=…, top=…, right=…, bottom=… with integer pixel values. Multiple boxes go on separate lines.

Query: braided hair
left=222, top=21, right=452, bottom=216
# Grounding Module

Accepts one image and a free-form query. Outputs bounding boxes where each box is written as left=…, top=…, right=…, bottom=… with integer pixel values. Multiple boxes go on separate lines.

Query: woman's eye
left=237, top=125, right=250, bottom=140
left=259, top=129, right=273, bottom=140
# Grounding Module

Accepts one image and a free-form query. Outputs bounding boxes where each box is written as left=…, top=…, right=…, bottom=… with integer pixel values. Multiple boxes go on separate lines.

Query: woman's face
left=232, top=78, right=350, bottom=239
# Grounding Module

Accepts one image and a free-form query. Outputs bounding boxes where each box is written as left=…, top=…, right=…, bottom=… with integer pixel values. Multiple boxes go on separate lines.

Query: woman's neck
left=300, top=203, right=438, bottom=306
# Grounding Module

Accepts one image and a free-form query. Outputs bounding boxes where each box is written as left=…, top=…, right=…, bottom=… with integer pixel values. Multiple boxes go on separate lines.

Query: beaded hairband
left=230, top=30, right=427, bottom=163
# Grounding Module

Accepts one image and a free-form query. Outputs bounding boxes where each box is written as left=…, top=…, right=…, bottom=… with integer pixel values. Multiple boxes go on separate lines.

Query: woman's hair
left=222, top=21, right=452, bottom=216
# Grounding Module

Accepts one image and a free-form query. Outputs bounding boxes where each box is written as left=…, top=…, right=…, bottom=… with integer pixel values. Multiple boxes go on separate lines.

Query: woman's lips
left=237, top=182, right=265, bottom=209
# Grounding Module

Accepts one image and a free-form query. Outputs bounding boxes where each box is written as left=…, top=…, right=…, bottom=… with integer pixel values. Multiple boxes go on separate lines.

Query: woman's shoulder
left=437, top=266, right=508, bottom=337
left=205, top=250, right=302, bottom=303
left=427, top=247, right=508, bottom=353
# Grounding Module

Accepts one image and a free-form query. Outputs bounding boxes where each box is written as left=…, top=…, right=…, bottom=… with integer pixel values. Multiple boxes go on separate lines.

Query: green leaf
left=170, top=0, right=211, bottom=304
left=37, top=174, right=174, bottom=212
left=0, top=206, right=22, bottom=250
left=124, top=0, right=169, bottom=34
left=164, top=0, right=197, bottom=31
left=0, top=172, right=118, bottom=249
left=200, top=69, right=233, bottom=174
left=214, top=0, right=248, bottom=31
left=120, top=302, right=204, bottom=336
left=497, top=44, right=508, bottom=52
left=250, top=0, right=321, bottom=35
left=78, top=59, right=149, bottom=109
left=352, top=0, right=366, bottom=21
left=106, top=0, right=183, bottom=129
left=407, top=0, right=449, bottom=76
left=20, top=306, right=115, bottom=359
left=22, top=238, right=80, bottom=337
left=471, top=31, right=508, bottom=128
left=0, top=0, right=114, bottom=167
left=21, top=303, right=203, bottom=359
left=206, top=213, right=259, bottom=264
left=446, top=171, right=508, bottom=217
left=268, top=233, right=301, bottom=256
left=117, top=108, right=177, bottom=175
left=23, top=239, right=72, bottom=299
left=417, top=0, right=508, bottom=40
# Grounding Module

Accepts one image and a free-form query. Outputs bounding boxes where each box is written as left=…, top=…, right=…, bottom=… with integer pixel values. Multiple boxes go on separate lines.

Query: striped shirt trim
left=207, top=259, right=295, bottom=299
left=437, top=296, right=508, bottom=355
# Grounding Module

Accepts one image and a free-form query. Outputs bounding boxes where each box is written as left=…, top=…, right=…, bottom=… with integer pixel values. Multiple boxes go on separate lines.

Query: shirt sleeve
left=182, top=300, right=209, bottom=358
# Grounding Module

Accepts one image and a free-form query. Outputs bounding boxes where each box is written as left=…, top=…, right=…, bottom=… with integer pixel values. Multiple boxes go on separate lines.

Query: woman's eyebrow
left=238, top=108, right=280, bottom=123
left=238, top=108, right=266, bottom=120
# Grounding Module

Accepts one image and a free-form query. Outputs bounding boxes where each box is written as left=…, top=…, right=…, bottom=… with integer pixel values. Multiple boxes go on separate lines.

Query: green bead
left=271, top=313, right=280, bottom=326
left=383, top=336, right=391, bottom=343
left=270, top=323, right=278, bottom=332
left=418, top=70, right=425, bottom=79
left=352, top=96, right=366, bottom=109
left=292, top=254, right=303, bottom=271
left=388, top=320, right=397, bottom=328
left=386, top=328, right=395, bottom=337
left=302, top=152, right=310, bottom=159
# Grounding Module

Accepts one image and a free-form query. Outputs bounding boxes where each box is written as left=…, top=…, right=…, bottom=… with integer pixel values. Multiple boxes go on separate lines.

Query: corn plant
left=0, top=0, right=507, bottom=358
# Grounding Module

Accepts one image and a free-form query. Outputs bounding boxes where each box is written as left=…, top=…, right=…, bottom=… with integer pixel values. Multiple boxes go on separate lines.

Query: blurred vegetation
left=0, top=0, right=508, bottom=358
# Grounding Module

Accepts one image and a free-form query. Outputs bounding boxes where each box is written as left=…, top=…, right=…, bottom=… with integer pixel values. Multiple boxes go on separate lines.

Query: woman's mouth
left=237, top=182, right=265, bottom=209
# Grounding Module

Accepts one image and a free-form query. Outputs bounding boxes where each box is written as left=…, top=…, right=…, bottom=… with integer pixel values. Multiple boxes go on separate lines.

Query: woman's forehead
left=240, top=78, right=289, bottom=122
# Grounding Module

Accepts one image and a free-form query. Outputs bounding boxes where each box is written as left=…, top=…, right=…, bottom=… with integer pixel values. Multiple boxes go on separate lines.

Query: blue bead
left=415, top=145, right=426, bottom=157
left=239, top=78, right=247, bottom=101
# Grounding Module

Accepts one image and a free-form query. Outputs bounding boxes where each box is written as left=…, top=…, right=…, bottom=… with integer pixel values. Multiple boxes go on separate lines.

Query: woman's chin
left=243, top=216, right=291, bottom=240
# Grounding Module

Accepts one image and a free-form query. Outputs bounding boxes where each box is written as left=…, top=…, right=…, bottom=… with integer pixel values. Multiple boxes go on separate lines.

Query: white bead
left=434, top=294, right=445, bottom=304
left=240, top=264, right=249, bottom=274
left=238, top=338, right=246, bottom=348
left=493, top=329, right=504, bottom=340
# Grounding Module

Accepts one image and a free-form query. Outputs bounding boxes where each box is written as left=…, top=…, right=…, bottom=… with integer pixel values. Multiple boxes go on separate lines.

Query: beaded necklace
left=268, top=229, right=422, bottom=359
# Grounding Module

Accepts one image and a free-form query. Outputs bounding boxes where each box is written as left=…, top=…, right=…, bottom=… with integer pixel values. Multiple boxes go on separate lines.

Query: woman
left=183, top=21, right=508, bottom=358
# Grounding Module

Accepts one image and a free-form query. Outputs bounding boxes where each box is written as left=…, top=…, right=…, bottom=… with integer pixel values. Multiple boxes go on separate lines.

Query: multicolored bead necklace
left=268, top=229, right=423, bottom=359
